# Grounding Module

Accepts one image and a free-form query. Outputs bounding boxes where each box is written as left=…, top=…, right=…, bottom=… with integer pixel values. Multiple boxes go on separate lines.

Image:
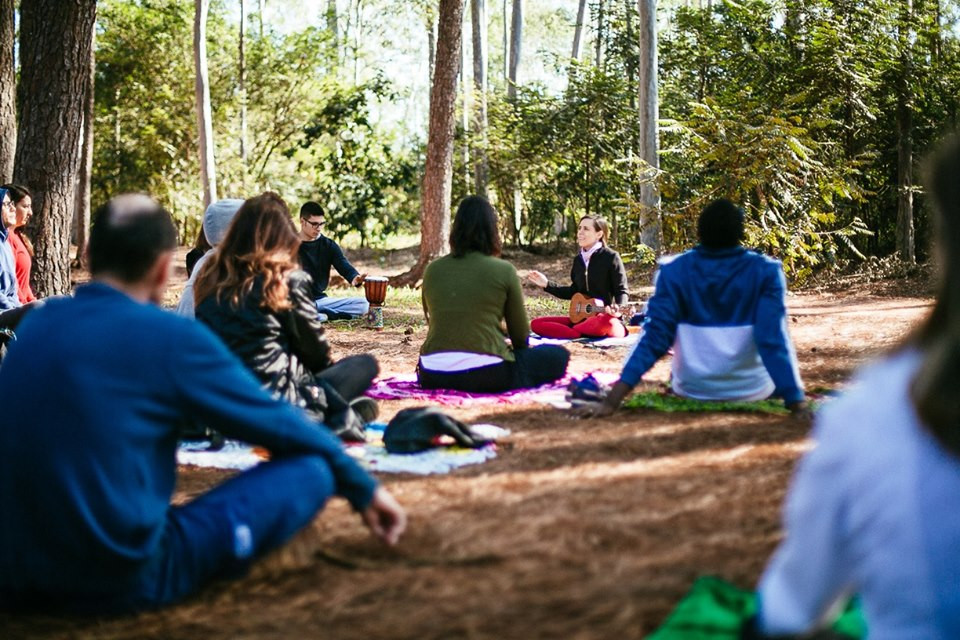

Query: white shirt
left=759, top=349, right=960, bottom=639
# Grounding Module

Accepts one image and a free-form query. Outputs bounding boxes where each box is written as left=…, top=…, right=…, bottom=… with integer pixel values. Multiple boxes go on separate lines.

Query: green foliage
left=623, top=390, right=789, bottom=414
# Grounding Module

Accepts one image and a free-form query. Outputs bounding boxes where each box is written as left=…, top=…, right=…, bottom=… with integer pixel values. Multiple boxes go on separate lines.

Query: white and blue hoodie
left=620, top=245, right=804, bottom=405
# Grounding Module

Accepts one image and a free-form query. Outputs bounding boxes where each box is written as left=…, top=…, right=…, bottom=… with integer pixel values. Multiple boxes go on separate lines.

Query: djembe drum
left=363, top=276, right=389, bottom=330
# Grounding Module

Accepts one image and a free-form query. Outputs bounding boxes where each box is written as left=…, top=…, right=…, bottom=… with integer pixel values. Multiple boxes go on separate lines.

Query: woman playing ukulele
left=525, top=215, right=630, bottom=339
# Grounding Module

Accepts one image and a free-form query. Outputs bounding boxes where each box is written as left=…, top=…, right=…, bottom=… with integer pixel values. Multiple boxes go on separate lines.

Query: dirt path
left=4, top=251, right=934, bottom=639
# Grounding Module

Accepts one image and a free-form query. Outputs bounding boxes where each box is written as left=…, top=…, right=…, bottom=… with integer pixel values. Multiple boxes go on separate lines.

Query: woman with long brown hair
left=748, top=137, right=960, bottom=638
left=1, top=184, right=35, bottom=304
left=194, top=192, right=378, bottom=441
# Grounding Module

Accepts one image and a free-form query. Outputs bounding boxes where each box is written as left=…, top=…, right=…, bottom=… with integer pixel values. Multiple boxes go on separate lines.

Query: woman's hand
left=525, top=270, right=549, bottom=288
left=603, top=303, right=621, bottom=317
left=361, top=487, right=407, bottom=546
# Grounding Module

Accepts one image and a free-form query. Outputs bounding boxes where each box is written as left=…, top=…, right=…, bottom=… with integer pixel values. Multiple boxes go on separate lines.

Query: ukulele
left=569, top=292, right=605, bottom=323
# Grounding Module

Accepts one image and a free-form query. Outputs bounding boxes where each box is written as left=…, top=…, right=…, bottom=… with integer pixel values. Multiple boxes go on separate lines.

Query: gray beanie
left=202, top=198, right=244, bottom=247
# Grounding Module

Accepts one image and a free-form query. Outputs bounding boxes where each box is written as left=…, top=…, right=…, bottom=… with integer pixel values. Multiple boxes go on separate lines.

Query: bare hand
left=352, top=273, right=367, bottom=287
left=361, top=487, right=406, bottom=546
left=525, top=270, right=549, bottom=288
left=570, top=400, right=619, bottom=419
left=786, top=400, right=812, bottom=420
left=603, top=303, right=621, bottom=317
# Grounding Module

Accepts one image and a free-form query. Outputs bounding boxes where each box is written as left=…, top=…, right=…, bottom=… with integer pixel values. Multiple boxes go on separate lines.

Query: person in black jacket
left=525, top=215, right=630, bottom=338
left=297, top=201, right=369, bottom=321
left=194, top=193, right=378, bottom=442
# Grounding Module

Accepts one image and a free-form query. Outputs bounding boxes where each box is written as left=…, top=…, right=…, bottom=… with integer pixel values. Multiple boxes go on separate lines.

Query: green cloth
left=646, top=576, right=865, bottom=640
left=420, top=251, right=529, bottom=362
left=623, top=391, right=790, bottom=415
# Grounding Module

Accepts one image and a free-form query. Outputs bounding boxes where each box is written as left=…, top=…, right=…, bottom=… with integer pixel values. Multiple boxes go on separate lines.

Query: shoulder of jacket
left=287, top=268, right=315, bottom=288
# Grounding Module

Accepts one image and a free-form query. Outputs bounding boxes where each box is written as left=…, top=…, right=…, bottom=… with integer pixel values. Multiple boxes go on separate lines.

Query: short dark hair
left=300, top=201, right=325, bottom=219
left=89, top=194, right=178, bottom=282
left=697, top=199, right=745, bottom=249
left=450, top=195, right=502, bottom=258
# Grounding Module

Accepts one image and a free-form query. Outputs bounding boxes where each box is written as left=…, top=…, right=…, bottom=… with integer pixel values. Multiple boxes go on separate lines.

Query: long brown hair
left=909, top=136, right=960, bottom=454
left=193, top=192, right=300, bottom=312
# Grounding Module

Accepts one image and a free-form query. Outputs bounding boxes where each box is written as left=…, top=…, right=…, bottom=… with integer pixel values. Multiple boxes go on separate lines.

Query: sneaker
left=349, top=397, right=380, bottom=424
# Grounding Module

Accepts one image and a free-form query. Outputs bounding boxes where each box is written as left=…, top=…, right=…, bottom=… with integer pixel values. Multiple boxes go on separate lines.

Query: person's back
left=653, top=245, right=797, bottom=401
left=421, top=251, right=528, bottom=360
left=757, top=350, right=960, bottom=639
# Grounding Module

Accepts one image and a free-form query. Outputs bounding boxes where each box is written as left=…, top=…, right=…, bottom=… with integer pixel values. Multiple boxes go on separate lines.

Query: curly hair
left=194, top=192, right=300, bottom=313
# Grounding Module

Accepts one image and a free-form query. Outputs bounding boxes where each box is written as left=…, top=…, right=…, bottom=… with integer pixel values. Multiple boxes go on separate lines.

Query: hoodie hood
left=202, top=198, right=244, bottom=247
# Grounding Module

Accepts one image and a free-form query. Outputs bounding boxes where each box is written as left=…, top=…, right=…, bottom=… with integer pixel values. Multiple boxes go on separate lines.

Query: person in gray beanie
left=176, top=198, right=244, bottom=317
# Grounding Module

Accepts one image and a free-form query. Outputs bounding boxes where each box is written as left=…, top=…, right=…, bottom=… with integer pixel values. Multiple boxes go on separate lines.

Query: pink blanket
left=366, top=372, right=620, bottom=407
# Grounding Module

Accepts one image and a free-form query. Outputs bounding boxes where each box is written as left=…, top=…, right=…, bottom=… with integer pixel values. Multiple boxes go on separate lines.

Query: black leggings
left=417, top=345, right=570, bottom=393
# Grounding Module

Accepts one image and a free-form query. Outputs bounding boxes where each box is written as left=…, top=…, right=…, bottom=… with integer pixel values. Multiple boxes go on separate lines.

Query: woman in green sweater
left=418, top=196, right=570, bottom=393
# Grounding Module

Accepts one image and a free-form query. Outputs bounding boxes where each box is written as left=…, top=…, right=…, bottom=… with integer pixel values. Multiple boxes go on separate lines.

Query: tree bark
left=73, top=29, right=95, bottom=270
left=471, top=0, right=489, bottom=195
left=14, top=0, right=96, bottom=297
left=194, top=0, right=218, bottom=209
left=0, top=0, right=15, bottom=182
left=239, top=0, right=248, bottom=188
left=896, top=0, right=914, bottom=263
left=637, top=0, right=660, bottom=251
left=571, top=0, right=587, bottom=61
left=507, top=0, right=522, bottom=100
left=395, top=0, right=465, bottom=286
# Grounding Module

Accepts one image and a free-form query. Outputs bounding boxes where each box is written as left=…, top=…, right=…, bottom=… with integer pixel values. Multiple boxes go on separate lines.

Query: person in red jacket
left=1, top=184, right=36, bottom=304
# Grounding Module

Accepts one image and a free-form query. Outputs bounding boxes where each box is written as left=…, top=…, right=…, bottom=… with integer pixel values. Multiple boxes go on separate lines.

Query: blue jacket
left=0, top=187, right=20, bottom=310
left=0, top=283, right=377, bottom=595
left=621, top=246, right=804, bottom=404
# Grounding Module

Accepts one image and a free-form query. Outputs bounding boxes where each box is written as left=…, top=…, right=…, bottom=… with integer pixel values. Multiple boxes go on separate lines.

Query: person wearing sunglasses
left=296, top=200, right=368, bottom=321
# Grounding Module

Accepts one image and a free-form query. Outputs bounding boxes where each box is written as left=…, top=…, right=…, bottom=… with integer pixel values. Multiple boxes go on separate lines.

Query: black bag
left=384, top=407, right=491, bottom=454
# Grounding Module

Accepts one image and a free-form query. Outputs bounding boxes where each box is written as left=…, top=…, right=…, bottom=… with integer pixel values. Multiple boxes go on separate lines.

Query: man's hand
left=524, top=270, right=549, bottom=288
left=361, top=487, right=406, bottom=546
left=570, top=380, right=632, bottom=419
left=786, top=400, right=812, bottom=420
left=352, top=273, right=367, bottom=287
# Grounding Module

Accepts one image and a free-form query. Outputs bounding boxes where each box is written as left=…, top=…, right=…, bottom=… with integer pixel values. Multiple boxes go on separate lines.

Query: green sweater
left=420, top=251, right=529, bottom=362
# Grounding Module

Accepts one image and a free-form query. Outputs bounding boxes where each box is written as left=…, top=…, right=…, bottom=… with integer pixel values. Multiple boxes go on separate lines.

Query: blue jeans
left=315, top=296, right=369, bottom=320
left=96, top=455, right=335, bottom=614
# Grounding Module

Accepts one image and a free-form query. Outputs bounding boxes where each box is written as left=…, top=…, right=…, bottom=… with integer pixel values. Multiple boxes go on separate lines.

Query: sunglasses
left=303, top=219, right=324, bottom=230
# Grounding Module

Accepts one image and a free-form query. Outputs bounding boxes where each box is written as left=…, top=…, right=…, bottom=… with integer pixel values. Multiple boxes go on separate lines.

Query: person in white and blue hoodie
left=581, top=198, right=807, bottom=417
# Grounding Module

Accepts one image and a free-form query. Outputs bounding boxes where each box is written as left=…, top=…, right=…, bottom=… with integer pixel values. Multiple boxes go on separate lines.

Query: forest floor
left=2, top=245, right=936, bottom=639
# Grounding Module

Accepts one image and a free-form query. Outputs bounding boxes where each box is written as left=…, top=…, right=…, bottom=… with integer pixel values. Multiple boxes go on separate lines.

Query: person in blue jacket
left=579, top=198, right=807, bottom=417
left=0, top=194, right=405, bottom=614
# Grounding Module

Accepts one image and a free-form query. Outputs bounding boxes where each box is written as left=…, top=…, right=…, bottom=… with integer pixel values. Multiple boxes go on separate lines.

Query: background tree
left=637, top=0, right=660, bottom=251
left=14, top=0, right=97, bottom=297
left=0, top=0, right=15, bottom=181
left=396, top=0, right=465, bottom=285
left=74, top=30, right=96, bottom=269
left=194, top=0, right=218, bottom=208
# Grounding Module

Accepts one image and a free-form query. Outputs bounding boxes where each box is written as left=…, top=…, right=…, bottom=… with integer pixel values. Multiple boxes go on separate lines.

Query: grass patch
left=623, top=391, right=790, bottom=415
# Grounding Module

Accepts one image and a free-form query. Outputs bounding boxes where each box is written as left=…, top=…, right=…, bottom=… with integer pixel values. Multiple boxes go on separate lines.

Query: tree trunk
left=471, top=0, right=489, bottom=195
left=507, top=0, right=522, bottom=100
left=0, top=0, right=15, bottom=182
left=460, top=28, right=470, bottom=192
left=239, top=0, right=248, bottom=188
left=896, top=0, right=914, bottom=263
left=327, top=0, right=338, bottom=44
left=194, top=0, right=217, bottom=209
left=395, top=0, right=465, bottom=286
left=596, top=0, right=604, bottom=69
left=73, top=29, right=95, bottom=270
left=637, top=0, right=660, bottom=251
left=14, top=0, right=96, bottom=297
left=571, top=0, right=587, bottom=61
left=427, top=15, right=437, bottom=88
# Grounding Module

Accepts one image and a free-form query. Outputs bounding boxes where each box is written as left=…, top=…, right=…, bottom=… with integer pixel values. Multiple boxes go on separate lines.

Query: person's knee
left=349, top=353, right=380, bottom=381
left=296, top=455, right=336, bottom=499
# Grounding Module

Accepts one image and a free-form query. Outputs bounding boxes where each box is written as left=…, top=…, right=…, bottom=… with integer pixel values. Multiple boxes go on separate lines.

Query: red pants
left=530, top=313, right=627, bottom=339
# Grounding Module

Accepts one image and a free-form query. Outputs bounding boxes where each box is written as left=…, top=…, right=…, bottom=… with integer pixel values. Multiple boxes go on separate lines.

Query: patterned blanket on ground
left=176, top=423, right=510, bottom=475
left=367, top=372, right=621, bottom=406
left=646, top=576, right=865, bottom=639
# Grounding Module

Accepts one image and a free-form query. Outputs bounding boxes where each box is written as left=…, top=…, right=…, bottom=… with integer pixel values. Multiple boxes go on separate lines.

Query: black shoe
left=349, top=397, right=380, bottom=424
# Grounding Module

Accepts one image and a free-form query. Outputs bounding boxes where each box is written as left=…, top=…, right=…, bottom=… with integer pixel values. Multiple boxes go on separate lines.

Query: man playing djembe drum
left=297, top=201, right=369, bottom=321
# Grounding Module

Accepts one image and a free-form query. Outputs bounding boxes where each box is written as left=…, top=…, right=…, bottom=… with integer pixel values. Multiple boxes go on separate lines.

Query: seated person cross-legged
left=418, top=195, right=570, bottom=394
left=0, top=194, right=404, bottom=615
left=526, top=215, right=630, bottom=339
left=578, top=198, right=807, bottom=418
left=297, top=200, right=368, bottom=321
left=194, top=192, right=379, bottom=442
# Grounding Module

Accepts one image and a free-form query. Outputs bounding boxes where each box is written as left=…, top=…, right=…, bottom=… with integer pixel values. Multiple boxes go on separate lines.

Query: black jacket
left=195, top=270, right=365, bottom=437
left=544, top=245, right=629, bottom=305
left=297, top=235, right=360, bottom=299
